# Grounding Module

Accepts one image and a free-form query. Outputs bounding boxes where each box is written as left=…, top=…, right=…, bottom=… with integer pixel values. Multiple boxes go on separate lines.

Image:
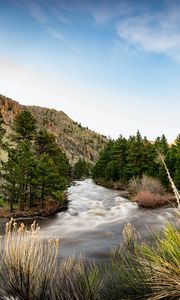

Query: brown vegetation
left=133, top=190, right=175, bottom=208
left=128, top=175, right=165, bottom=195
left=129, top=175, right=176, bottom=208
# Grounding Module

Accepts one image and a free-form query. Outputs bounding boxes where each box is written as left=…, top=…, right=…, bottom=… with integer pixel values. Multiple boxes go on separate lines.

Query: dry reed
left=1, top=218, right=59, bottom=300
left=158, top=153, right=180, bottom=208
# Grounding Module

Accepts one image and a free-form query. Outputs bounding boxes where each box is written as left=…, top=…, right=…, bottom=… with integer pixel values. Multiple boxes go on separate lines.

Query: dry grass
left=1, top=218, right=59, bottom=300
left=108, top=220, right=180, bottom=300
left=50, top=257, right=104, bottom=300
left=128, top=175, right=177, bottom=208
left=0, top=218, right=179, bottom=300
left=158, top=153, right=180, bottom=208
left=0, top=219, right=103, bottom=300
left=141, top=222, right=180, bottom=300
left=128, top=175, right=165, bottom=196
left=134, top=191, right=173, bottom=208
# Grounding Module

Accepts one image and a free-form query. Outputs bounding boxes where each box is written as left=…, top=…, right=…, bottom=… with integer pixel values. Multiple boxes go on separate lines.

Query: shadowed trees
left=93, top=131, right=180, bottom=191
left=0, top=110, right=69, bottom=212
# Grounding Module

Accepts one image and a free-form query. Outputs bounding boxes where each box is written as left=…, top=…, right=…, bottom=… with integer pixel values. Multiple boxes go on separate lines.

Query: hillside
left=0, top=94, right=108, bottom=164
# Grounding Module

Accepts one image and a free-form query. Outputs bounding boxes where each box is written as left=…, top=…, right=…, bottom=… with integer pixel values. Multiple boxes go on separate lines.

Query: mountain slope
left=0, top=94, right=108, bottom=164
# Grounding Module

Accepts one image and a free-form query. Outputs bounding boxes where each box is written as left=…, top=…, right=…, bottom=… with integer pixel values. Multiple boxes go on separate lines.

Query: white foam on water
left=40, top=179, right=177, bottom=257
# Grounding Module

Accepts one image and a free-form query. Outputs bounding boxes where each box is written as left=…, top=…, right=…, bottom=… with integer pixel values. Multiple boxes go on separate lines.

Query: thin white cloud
left=46, top=27, right=80, bottom=52
left=89, top=0, right=142, bottom=24
left=47, top=27, right=65, bottom=43
left=22, top=1, right=79, bottom=51
left=117, top=8, right=180, bottom=61
left=26, top=1, right=47, bottom=24
left=92, top=1, right=134, bottom=24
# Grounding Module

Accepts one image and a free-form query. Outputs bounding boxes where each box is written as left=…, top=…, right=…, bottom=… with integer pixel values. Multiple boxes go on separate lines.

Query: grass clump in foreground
left=0, top=216, right=179, bottom=300
left=0, top=218, right=103, bottom=300
left=1, top=218, right=59, bottom=300
left=107, top=220, right=180, bottom=300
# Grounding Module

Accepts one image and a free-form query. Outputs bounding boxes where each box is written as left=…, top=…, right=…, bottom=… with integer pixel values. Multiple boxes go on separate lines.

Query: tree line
left=0, top=110, right=70, bottom=212
left=93, top=130, right=180, bottom=190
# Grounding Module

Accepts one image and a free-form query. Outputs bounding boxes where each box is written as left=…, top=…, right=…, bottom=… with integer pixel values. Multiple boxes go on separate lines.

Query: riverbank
left=0, top=179, right=177, bottom=260
left=93, top=178, right=130, bottom=196
left=94, top=177, right=177, bottom=208
left=0, top=194, right=68, bottom=219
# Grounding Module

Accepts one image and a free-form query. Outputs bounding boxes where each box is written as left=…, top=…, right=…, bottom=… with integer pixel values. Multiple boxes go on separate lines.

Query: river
left=0, top=179, right=177, bottom=261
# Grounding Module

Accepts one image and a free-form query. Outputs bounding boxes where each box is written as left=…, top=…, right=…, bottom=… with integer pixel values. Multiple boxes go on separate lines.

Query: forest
left=93, top=131, right=180, bottom=187
left=93, top=131, right=180, bottom=207
left=0, top=110, right=70, bottom=215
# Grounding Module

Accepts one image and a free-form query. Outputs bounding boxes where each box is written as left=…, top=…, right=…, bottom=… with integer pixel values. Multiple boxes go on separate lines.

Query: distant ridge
left=0, top=94, right=108, bottom=164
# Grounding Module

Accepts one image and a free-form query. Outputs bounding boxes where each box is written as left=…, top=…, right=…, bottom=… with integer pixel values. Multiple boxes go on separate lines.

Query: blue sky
left=0, top=0, right=180, bottom=141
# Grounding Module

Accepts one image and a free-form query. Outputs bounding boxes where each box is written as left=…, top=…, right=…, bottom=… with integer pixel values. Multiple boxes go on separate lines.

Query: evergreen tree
left=105, top=160, right=120, bottom=181
left=36, top=153, right=67, bottom=208
left=1, top=112, right=69, bottom=212
left=13, top=110, right=37, bottom=141
left=73, top=158, right=90, bottom=179
left=93, top=131, right=172, bottom=189
left=35, top=130, right=70, bottom=179
left=15, top=141, right=37, bottom=210
left=0, top=112, right=5, bottom=147
left=126, top=131, right=147, bottom=179
left=92, top=140, right=114, bottom=180
left=154, top=134, right=169, bottom=155
left=111, top=136, right=128, bottom=181
left=1, top=147, right=19, bottom=212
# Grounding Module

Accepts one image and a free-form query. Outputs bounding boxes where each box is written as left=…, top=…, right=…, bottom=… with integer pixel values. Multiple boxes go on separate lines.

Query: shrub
left=134, top=191, right=170, bottom=208
left=128, top=175, right=165, bottom=196
left=128, top=175, right=174, bottom=208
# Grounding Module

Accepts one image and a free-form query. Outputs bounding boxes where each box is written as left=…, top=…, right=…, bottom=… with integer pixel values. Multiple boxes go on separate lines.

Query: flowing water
left=0, top=179, right=177, bottom=261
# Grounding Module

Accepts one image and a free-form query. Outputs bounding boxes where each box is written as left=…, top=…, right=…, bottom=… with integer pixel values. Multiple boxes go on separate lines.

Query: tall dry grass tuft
left=0, top=219, right=103, bottom=300
left=108, top=221, right=180, bottom=300
left=158, top=153, right=180, bottom=208
left=106, top=224, right=151, bottom=300
left=128, top=175, right=165, bottom=196
left=141, top=222, right=180, bottom=300
left=1, top=218, right=59, bottom=300
left=50, top=256, right=104, bottom=300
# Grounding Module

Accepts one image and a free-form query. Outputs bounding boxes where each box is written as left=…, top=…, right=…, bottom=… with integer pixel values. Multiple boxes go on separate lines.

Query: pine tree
left=0, top=112, right=5, bottom=147
left=35, top=130, right=70, bottom=179
left=92, top=140, right=114, bottom=180
left=36, top=153, right=67, bottom=208
left=13, top=110, right=37, bottom=141
left=15, top=141, right=37, bottom=210
left=112, top=136, right=128, bottom=181
left=1, top=147, right=19, bottom=212
left=73, top=158, right=90, bottom=179
left=126, top=131, right=147, bottom=179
